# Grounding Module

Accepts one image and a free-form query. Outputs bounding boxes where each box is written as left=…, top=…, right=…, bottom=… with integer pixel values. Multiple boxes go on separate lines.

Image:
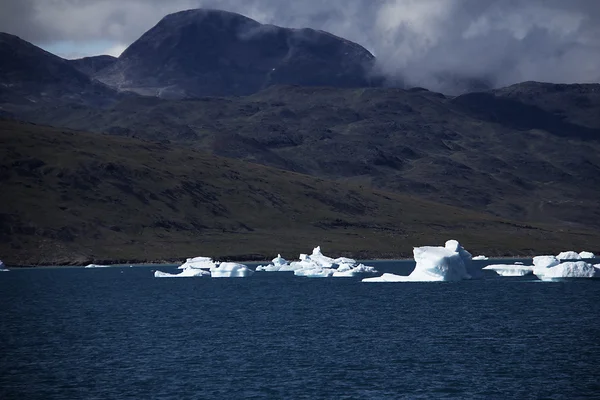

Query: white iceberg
left=178, top=256, right=218, bottom=269
left=210, top=262, right=254, bottom=278
left=258, top=247, right=377, bottom=277
left=364, top=240, right=471, bottom=283
left=472, top=255, right=488, bottom=260
left=295, top=267, right=335, bottom=278
left=579, top=251, right=595, bottom=259
left=0, top=259, right=8, bottom=271
left=445, top=239, right=479, bottom=278
left=256, top=254, right=289, bottom=271
left=556, top=251, right=582, bottom=260
left=332, top=263, right=378, bottom=277
left=482, top=264, right=533, bottom=276
left=154, top=268, right=210, bottom=278
left=84, top=264, right=110, bottom=268
left=534, top=261, right=599, bottom=281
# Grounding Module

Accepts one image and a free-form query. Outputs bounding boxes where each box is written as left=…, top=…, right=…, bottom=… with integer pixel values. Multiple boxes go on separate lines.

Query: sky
left=1, top=0, right=599, bottom=92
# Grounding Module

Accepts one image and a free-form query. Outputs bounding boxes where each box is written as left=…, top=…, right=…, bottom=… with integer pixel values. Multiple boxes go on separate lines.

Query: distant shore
left=4, top=255, right=539, bottom=268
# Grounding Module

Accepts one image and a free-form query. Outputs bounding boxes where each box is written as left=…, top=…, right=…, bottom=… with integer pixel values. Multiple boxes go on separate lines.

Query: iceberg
left=84, top=264, right=110, bottom=268
left=295, top=267, right=335, bottom=278
left=534, top=261, right=599, bottom=281
left=178, top=256, right=218, bottom=269
left=482, top=264, right=533, bottom=276
left=210, top=262, right=254, bottom=278
left=579, top=251, right=595, bottom=259
left=154, top=268, right=210, bottom=278
left=364, top=240, right=471, bottom=282
left=472, top=255, right=488, bottom=260
left=257, top=247, right=377, bottom=277
left=256, top=254, right=289, bottom=272
left=332, top=263, right=378, bottom=277
left=556, top=251, right=582, bottom=260
left=0, top=259, right=8, bottom=271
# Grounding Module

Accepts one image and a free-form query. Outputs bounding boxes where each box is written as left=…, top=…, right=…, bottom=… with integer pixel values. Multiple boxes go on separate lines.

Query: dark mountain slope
left=18, top=84, right=600, bottom=229
left=96, top=9, right=378, bottom=98
left=2, top=118, right=596, bottom=265
left=0, top=33, right=119, bottom=108
left=69, top=55, right=117, bottom=76
left=491, top=81, right=600, bottom=130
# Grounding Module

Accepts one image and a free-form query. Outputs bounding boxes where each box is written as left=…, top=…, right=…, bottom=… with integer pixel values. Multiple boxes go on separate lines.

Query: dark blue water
left=2, top=261, right=599, bottom=399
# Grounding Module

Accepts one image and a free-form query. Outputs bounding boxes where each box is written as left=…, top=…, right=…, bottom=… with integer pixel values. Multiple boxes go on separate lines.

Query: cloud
left=1, top=0, right=599, bottom=92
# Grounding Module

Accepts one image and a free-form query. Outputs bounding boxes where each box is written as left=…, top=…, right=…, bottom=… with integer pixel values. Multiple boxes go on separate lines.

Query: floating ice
left=210, top=262, right=254, bottom=278
left=295, top=267, right=335, bottom=278
left=0, top=259, right=8, bottom=271
left=482, top=264, right=533, bottom=276
left=84, top=264, right=110, bottom=268
left=579, top=251, right=595, bottom=259
left=258, top=247, right=376, bottom=277
left=445, top=239, right=479, bottom=278
left=178, top=256, right=218, bottom=269
left=556, top=251, right=582, bottom=260
left=154, top=268, right=210, bottom=278
left=473, top=255, right=488, bottom=260
left=364, top=240, right=471, bottom=282
left=534, top=261, right=599, bottom=281
left=256, top=254, right=289, bottom=271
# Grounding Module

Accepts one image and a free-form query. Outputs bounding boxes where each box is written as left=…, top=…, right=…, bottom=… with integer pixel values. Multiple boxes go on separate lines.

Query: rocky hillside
left=3, top=118, right=596, bottom=265
left=15, top=84, right=600, bottom=229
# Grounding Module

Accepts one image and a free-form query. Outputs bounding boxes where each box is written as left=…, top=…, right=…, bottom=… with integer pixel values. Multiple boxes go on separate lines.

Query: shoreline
left=3, top=255, right=539, bottom=269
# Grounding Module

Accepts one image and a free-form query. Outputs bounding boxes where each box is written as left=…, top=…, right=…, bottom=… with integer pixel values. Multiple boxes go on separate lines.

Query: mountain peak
left=97, top=8, right=379, bottom=98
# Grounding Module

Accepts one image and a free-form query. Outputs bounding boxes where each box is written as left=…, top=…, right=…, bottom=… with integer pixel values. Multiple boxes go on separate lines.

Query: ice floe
left=556, top=251, right=582, bottom=261
left=255, top=247, right=377, bottom=278
left=210, top=262, right=254, bottom=278
left=256, top=254, right=289, bottom=271
left=482, top=264, right=533, bottom=276
left=579, top=251, right=595, bottom=259
left=154, top=268, right=210, bottom=278
left=473, top=255, right=488, bottom=260
left=84, top=264, right=110, bottom=268
left=364, top=240, right=472, bottom=282
left=178, top=256, right=218, bottom=269
left=532, top=255, right=600, bottom=280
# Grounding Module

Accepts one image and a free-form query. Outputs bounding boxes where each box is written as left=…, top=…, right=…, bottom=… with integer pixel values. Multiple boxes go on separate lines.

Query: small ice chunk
left=532, top=255, right=560, bottom=269
left=294, top=267, right=335, bottom=278
left=579, top=251, right=595, bottom=259
left=178, top=256, right=218, bottom=269
left=534, top=261, right=599, bottom=281
left=0, top=259, right=8, bottom=271
left=473, top=255, right=488, bottom=260
left=210, top=262, right=254, bottom=278
left=256, top=254, right=290, bottom=272
left=483, top=264, right=533, bottom=276
left=363, top=273, right=411, bottom=282
left=84, top=264, right=110, bottom=268
left=333, top=263, right=378, bottom=277
left=154, top=268, right=210, bottom=278
left=556, top=251, right=582, bottom=260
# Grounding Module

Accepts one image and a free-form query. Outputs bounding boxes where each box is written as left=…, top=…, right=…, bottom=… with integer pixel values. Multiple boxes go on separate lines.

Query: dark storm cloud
left=1, top=0, right=599, bottom=92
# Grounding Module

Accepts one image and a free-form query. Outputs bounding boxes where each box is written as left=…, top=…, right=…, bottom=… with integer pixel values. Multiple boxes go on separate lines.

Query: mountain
left=2, top=118, right=597, bottom=265
left=16, top=83, right=600, bottom=230
left=69, top=55, right=117, bottom=76
left=95, top=9, right=379, bottom=98
left=0, top=33, right=120, bottom=110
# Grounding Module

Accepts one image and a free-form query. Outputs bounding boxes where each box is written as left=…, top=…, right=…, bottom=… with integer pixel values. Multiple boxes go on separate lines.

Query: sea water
left=1, top=261, right=599, bottom=399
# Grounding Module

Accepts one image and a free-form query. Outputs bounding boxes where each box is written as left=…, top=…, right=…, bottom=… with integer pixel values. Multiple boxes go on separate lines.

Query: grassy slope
left=20, top=85, right=600, bottom=229
left=1, top=119, right=599, bottom=265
